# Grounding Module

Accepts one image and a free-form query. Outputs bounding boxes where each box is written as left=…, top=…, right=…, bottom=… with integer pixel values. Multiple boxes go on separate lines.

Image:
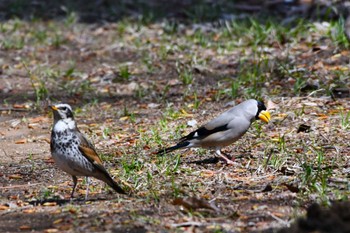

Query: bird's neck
left=53, top=118, right=77, bottom=132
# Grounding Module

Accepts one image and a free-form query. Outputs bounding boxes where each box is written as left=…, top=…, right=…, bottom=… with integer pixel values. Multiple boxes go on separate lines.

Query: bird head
left=256, top=101, right=271, bottom=123
left=50, top=104, right=74, bottom=122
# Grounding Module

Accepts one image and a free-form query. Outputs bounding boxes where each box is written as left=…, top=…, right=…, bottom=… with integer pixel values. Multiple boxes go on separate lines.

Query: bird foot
left=219, top=155, right=235, bottom=165
left=222, top=158, right=235, bottom=165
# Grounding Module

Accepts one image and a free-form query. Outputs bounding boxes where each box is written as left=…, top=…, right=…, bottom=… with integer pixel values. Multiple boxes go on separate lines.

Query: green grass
left=41, top=188, right=56, bottom=199
left=329, top=18, right=350, bottom=48
left=340, top=110, right=350, bottom=130
left=119, top=65, right=131, bottom=80
left=176, top=61, right=194, bottom=85
left=23, top=63, right=49, bottom=104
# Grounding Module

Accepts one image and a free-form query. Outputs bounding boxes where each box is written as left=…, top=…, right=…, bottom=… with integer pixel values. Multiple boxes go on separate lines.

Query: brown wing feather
left=77, top=132, right=106, bottom=171
left=79, top=144, right=103, bottom=165
left=76, top=131, right=127, bottom=195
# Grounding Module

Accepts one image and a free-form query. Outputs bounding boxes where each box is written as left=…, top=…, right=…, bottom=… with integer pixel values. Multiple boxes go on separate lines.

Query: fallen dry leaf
left=9, top=195, right=19, bottom=200
left=119, top=116, right=129, bottom=121
left=44, top=229, right=59, bottom=233
left=200, top=170, right=215, bottom=178
left=9, top=174, right=23, bottom=179
left=44, top=158, right=55, bottom=164
left=173, top=196, right=220, bottom=212
left=10, top=119, right=21, bottom=128
left=180, top=109, right=193, bottom=117
left=13, top=104, right=29, bottom=109
left=28, top=123, right=39, bottom=129
left=15, top=139, right=27, bottom=144
left=0, top=205, right=9, bottom=210
left=19, top=225, right=31, bottom=231
left=317, top=113, right=328, bottom=119
left=29, top=116, right=47, bottom=123
left=43, top=202, right=57, bottom=207
left=58, top=225, right=72, bottom=231
left=53, top=218, right=63, bottom=225
left=50, top=209, right=61, bottom=215
left=23, top=208, right=36, bottom=214
left=68, top=208, right=78, bottom=214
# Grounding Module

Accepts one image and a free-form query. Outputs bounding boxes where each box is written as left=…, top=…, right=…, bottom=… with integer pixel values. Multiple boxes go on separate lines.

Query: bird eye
left=61, top=107, right=67, bottom=111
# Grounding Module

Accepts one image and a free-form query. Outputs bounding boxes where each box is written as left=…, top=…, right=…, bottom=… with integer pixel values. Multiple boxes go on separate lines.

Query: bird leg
left=85, top=176, right=90, bottom=200
left=71, top=175, right=78, bottom=198
left=222, top=151, right=235, bottom=161
left=215, top=149, right=235, bottom=165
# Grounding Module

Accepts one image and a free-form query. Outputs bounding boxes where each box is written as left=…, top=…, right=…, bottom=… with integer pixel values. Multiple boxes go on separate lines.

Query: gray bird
left=50, top=103, right=126, bottom=199
left=157, top=99, right=271, bottom=164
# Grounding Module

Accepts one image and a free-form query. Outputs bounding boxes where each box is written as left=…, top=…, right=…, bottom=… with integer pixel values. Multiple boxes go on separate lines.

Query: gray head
left=237, top=99, right=270, bottom=123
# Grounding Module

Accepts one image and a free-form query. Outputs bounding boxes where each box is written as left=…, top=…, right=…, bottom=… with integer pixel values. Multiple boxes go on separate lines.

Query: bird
left=49, top=103, right=126, bottom=199
left=157, top=99, right=271, bottom=164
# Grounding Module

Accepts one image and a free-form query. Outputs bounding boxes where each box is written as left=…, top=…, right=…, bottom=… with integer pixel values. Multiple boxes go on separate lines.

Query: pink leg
left=215, top=149, right=235, bottom=165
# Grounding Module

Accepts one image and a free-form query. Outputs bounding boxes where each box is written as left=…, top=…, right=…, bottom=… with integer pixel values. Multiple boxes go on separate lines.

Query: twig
left=0, top=183, right=42, bottom=190
left=264, top=148, right=274, bottom=170
left=0, top=108, right=30, bottom=112
left=328, top=177, right=349, bottom=184
left=0, top=205, right=35, bottom=217
left=268, top=212, right=289, bottom=225
left=307, top=88, right=325, bottom=97
left=171, top=221, right=204, bottom=228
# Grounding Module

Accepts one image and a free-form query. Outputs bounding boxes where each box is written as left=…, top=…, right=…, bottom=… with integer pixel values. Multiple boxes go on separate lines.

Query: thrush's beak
left=50, top=105, right=58, bottom=111
left=258, top=110, right=271, bottom=123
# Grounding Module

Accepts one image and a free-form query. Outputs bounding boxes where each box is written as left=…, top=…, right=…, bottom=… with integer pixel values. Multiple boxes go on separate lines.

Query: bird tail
left=156, top=141, right=190, bottom=155
left=101, top=174, right=127, bottom=195
left=109, top=179, right=127, bottom=195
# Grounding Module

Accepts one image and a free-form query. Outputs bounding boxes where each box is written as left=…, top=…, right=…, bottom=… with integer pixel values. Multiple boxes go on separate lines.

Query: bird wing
left=179, top=112, right=234, bottom=142
left=180, top=123, right=229, bottom=142
left=203, top=110, right=234, bottom=130
left=77, top=132, right=108, bottom=172
left=177, top=100, right=259, bottom=147
left=179, top=106, right=246, bottom=142
left=77, top=132, right=126, bottom=195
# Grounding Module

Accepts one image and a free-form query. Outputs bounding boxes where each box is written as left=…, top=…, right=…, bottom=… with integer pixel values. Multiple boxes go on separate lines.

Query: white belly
left=51, top=131, right=95, bottom=176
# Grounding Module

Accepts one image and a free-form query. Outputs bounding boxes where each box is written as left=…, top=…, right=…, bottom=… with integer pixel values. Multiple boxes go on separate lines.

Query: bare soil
left=1, top=1, right=350, bottom=233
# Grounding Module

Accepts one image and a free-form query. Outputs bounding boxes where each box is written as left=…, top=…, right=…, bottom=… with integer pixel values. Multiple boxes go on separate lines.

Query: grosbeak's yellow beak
left=258, top=110, right=271, bottom=123
left=50, top=105, right=58, bottom=111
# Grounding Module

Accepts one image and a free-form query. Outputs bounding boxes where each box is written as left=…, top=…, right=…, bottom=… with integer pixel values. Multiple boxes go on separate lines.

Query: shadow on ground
left=0, top=0, right=347, bottom=23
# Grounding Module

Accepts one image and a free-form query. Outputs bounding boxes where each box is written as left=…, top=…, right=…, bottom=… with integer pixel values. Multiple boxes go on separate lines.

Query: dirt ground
left=1, top=98, right=349, bottom=233
left=1, top=1, right=350, bottom=233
